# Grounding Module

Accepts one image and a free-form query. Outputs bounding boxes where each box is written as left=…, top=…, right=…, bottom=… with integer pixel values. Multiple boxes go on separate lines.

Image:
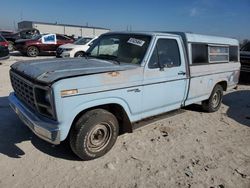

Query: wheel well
left=76, top=51, right=85, bottom=53
left=71, top=104, right=132, bottom=136
left=74, top=51, right=85, bottom=56
left=217, top=81, right=227, bottom=91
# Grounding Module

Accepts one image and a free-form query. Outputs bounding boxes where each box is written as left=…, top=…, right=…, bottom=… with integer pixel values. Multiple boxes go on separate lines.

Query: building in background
left=18, top=21, right=110, bottom=37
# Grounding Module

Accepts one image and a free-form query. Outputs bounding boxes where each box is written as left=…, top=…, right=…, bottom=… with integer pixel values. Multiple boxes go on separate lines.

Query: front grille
left=56, top=48, right=63, bottom=55
left=241, top=64, right=250, bottom=73
left=10, top=71, right=36, bottom=110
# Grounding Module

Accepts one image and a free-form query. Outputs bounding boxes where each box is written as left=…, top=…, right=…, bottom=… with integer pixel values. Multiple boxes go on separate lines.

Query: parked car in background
left=240, top=42, right=250, bottom=74
left=0, top=30, right=14, bottom=37
left=1, top=28, right=40, bottom=51
left=0, top=34, right=9, bottom=60
left=15, top=34, right=74, bottom=57
left=0, top=34, right=9, bottom=48
left=56, top=36, right=97, bottom=57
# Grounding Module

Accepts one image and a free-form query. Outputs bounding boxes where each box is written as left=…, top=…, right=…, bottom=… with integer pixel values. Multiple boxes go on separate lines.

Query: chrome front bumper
left=8, top=92, right=60, bottom=145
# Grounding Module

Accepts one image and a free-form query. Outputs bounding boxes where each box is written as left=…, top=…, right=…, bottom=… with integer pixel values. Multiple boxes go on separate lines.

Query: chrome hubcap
left=87, top=123, right=112, bottom=152
left=212, top=91, right=220, bottom=108
left=28, top=47, right=38, bottom=56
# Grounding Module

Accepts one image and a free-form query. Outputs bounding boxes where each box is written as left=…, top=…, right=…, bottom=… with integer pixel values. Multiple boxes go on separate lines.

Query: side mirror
left=159, top=62, right=175, bottom=71
left=165, top=63, right=175, bottom=68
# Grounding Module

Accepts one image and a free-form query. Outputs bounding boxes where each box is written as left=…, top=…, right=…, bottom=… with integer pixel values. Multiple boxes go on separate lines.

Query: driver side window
left=148, top=38, right=181, bottom=69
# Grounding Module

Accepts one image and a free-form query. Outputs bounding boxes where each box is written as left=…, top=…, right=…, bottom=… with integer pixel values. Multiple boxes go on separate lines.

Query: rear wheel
left=27, top=46, right=39, bottom=57
left=70, top=109, right=119, bottom=160
left=74, top=51, right=84, bottom=57
left=202, top=85, right=223, bottom=112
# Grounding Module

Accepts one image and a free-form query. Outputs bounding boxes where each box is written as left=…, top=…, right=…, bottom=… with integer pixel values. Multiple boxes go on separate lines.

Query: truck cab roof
left=104, top=31, right=239, bottom=46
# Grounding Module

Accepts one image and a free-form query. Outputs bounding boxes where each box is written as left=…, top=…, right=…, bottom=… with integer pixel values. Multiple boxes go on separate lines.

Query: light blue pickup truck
left=9, top=32, right=240, bottom=160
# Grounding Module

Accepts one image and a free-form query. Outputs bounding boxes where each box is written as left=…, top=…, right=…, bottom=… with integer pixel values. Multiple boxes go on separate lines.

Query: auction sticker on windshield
left=42, top=34, right=57, bottom=44
left=127, top=38, right=145, bottom=47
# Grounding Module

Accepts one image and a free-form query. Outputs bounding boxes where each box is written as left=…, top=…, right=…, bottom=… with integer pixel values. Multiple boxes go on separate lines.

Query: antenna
left=13, top=20, right=16, bottom=30
left=20, top=10, right=23, bottom=21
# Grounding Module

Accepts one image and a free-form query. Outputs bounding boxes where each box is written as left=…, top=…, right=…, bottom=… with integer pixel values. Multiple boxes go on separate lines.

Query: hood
left=11, top=58, right=138, bottom=84
left=59, top=43, right=77, bottom=48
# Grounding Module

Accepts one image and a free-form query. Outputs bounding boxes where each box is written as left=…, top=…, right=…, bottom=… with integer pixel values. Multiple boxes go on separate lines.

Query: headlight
left=63, top=48, right=73, bottom=51
left=34, top=87, right=56, bottom=119
left=35, top=88, right=51, bottom=106
left=45, top=91, right=51, bottom=104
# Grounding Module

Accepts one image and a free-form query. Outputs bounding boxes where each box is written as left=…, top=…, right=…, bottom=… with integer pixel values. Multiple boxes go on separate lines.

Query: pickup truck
left=240, top=42, right=250, bottom=74
left=8, top=32, right=240, bottom=160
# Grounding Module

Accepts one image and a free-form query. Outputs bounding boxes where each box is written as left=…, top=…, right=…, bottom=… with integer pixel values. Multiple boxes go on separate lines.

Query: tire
left=70, top=109, right=119, bottom=160
left=27, top=46, right=39, bottom=57
left=74, top=51, right=84, bottom=57
left=202, top=84, right=223, bottom=112
left=8, top=41, right=14, bottom=51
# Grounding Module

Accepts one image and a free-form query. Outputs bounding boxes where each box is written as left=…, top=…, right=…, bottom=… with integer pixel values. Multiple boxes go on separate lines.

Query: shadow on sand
left=10, top=51, right=56, bottom=57
left=223, top=89, right=250, bottom=127
left=185, top=89, right=250, bottom=127
left=0, top=96, right=80, bottom=160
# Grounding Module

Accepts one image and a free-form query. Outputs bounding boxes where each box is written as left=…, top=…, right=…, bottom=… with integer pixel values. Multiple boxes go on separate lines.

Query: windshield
left=74, top=37, right=93, bottom=45
left=0, top=35, right=5, bottom=42
left=87, top=34, right=151, bottom=64
left=31, top=34, right=42, bottom=40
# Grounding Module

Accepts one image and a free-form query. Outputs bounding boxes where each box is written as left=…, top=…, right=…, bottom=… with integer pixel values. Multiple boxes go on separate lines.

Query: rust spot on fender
left=108, top=71, right=120, bottom=77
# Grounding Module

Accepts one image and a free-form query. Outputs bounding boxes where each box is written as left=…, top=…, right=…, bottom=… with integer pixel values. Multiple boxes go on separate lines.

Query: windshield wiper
left=96, top=54, right=120, bottom=65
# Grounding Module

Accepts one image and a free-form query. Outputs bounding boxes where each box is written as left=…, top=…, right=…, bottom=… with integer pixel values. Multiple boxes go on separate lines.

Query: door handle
left=178, top=71, right=186, bottom=75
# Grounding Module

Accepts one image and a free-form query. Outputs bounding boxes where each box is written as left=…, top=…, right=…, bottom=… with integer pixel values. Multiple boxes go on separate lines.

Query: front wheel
left=74, top=51, right=84, bottom=57
left=70, top=109, right=119, bottom=160
left=202, top=85, right=223, bottom=112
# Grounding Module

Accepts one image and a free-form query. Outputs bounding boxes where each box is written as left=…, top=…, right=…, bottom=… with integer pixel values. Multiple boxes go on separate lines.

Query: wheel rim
left=28, top=47, right=38, bottom=56
left=211, top=91, right=221, bottom=108
left=8, top=43, right=13, bottom=51
left=76, top=53, right=83, bottom=57
left=86, top=123, right=112, bottom=152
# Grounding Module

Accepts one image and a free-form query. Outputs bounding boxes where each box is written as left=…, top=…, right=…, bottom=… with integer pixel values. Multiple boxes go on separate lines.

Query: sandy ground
left=0, top=53, right=250, bottom=188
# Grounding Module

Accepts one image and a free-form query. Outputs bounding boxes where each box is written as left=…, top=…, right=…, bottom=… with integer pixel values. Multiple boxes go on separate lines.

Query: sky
left=0, top=0, right=249, bottom=41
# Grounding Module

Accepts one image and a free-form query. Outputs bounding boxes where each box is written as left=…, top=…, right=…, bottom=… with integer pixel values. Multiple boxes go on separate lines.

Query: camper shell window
left=229, top=46, right=238, bottom=62
left=192, top=44, right=208, bottom=64
left=192, top=44, right=238, bottom=64
left=208, top=46, right=229, bottom=63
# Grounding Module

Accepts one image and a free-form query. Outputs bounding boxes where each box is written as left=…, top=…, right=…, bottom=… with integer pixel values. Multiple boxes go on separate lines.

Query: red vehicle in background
left=15, top=34, right=74, bottom=57
left=0, top=34, right=9, bottom=59
left=0, top=34, right=9, bottom=48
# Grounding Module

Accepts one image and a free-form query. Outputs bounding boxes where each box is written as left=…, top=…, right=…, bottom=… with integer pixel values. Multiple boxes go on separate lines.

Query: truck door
left=142, top=36, right=188, bottom=118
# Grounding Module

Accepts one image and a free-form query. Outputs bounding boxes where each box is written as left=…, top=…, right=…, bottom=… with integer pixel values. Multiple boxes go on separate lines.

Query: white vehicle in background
left=56, top=36, right=98, bottom=58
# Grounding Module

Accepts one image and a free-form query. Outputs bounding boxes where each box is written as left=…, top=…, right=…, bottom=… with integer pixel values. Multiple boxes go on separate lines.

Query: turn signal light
left=61, top=89, right=78, bottom=97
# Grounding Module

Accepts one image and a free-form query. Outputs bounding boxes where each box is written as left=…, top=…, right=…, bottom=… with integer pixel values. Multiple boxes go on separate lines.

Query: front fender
left=60, top=97, right=133, bottom=141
